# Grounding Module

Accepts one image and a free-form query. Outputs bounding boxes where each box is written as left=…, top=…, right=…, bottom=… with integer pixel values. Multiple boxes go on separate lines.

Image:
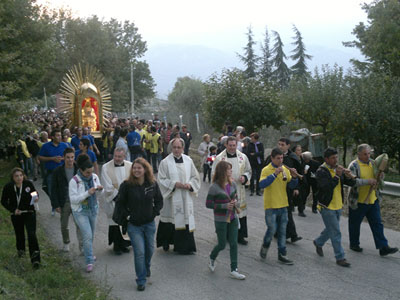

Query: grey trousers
left=61, top=201, right=82, bottom=249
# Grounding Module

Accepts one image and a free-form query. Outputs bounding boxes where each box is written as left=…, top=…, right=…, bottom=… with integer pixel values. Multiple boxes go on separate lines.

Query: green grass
left=0, top=160, right=112, bottom=300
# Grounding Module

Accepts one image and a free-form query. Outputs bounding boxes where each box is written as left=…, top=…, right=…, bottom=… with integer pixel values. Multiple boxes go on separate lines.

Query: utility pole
left=130, top=62, right=134, bottom=116
left=44, top=87, right=48, bottom=110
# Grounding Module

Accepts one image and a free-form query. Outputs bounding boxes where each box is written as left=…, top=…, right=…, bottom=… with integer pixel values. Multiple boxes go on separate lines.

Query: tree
left=344, top=0, right=400, bottom=76
left=0, top=0, right=54, bottom=148
left=290, top=25, right=312, bottom=80
left=36, top=13, right=155, bottom=111
left=204, top=69, right=282, bottom=133
left=237, top=26, right=258, bottom=78
left=0, top=0, right=54, bottom=101
left=259, top=26, right=273, bottom=85
left=271, top=31, right=291, bottom=89
left=281, top=65, right=346, bottom=143
left=168, top=77, right=205, bottom=131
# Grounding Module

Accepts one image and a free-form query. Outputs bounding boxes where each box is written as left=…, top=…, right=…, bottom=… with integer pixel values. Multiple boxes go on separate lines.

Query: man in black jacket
left=51, top=147, right=82, bottom=252
left=313, top=147, right=356, bottom=267
left=248, top=133, right=264, bottom=196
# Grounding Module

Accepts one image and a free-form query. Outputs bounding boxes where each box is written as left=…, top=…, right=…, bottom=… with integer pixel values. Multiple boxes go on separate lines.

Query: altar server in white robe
left=101, top=147, right=132, bottom=255
left=156, top=138, right=201, bottom=254
left=212, top=136, right=252, bottom=245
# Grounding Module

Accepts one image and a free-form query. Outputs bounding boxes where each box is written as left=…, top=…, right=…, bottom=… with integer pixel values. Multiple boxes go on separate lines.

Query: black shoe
left=250, top=192, right=254, bottom=196
left=298, top=212, right=306, bottom=217
left=238, top=238, right=248, bottom=245
left=146, top=269, right=151, bottom=277
left=17, top=250, right=25, bottom=258
left=313, top=240, right=324, bottom=257
left=350, top=245, right=363, bottom=252
left=260, top=245, right=269, bottom=259
left=312, top=209, right=318, bottom=214
left=256, top=192, right=262, bottom=196
left=137, top=285, right=145, bottom=291
left=336, top=259, right=351, bottom=267
left=163, top=244, right=169, bottom=252
left=379, top=246, right=399, bottom=256
left=121, top=247, right=130, bottom=253
left=278, top=254, right=294, bottom=265
left=290, top=236, right=302, bottom=243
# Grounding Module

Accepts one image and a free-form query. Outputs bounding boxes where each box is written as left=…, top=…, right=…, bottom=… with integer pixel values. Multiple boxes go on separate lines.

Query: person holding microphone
left=206, top=161, right=245, bottom=280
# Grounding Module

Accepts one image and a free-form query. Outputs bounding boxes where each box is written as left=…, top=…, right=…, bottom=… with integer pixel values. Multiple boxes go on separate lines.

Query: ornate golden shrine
left=59, top=64, right=112, bottom=137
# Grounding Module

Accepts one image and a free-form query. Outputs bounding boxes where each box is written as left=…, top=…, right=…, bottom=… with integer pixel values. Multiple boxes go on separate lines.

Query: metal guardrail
left=381, top=181, right=400, bottom=197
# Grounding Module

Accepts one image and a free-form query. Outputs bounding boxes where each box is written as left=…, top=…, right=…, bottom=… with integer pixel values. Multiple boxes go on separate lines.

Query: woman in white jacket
left=69, top=153, right=103, bottom=272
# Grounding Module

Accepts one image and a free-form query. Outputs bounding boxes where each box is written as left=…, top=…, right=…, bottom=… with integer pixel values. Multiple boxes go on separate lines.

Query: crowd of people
left=1, top=110, right=399, bottom=292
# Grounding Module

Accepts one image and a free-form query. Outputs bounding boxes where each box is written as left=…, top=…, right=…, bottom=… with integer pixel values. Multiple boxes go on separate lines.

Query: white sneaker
left=208, top=259, right=216, bottom=272
left=62, top=243, right=70, bottom=252
left=230, top=269, right=246, bottom=280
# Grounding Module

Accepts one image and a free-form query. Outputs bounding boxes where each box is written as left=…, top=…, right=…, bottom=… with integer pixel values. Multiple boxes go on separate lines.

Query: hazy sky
left=39, top=0, right=368, bottom=52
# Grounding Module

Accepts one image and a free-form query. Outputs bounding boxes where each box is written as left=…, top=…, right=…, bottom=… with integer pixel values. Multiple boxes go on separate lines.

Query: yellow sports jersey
left=143, top=131, right=152, bottom=150
left=357, top=159, right=376, bottom=204
left=324, top=164, right=342, bottom=210
left=260, top=163, right=292, bottom=209
left=149, top=133, right=160, bottom=153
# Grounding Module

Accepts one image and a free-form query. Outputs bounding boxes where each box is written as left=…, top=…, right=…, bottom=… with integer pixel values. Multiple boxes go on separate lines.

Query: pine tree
left=237, top=26, right=258, bottom=78
left=271, top=31, right=290, bottom=89
left=260, top=26, right=273, bottom=84
left=290, top=25, right=312, bottom=80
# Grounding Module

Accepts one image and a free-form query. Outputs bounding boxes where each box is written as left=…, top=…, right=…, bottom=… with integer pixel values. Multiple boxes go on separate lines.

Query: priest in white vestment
left=101, top=147, right=132, bottom=255
left=212, top=136, right=252, bottom=245
left=156, top=138, right=201, bottom=254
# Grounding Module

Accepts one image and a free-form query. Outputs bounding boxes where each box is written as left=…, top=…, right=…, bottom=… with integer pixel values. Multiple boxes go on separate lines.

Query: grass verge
left=0, top=160, right=111, bottom=300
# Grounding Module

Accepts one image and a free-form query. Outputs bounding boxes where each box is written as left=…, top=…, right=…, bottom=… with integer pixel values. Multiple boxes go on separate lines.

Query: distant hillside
left=145, top=43, right=363, bottom=99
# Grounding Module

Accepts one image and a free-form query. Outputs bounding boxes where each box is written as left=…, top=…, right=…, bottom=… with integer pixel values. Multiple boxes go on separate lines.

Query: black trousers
left=108, top=225, right=130, bottom=250
left=203, top=164, right=212, bottom=182
left=250, top=164, right=262, bottom=193
left=11, top=213, right=40, bottom=263
left=286, top=192, right=299, bottom=239
left=238, top=216, right=248, bottom=240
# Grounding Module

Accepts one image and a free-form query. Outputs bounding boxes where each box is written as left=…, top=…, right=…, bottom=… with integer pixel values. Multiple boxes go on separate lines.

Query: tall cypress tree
left=271, top=31, right=290, bottom=89
left=290, top=25, right=312, bottom=80
left=260, top=26, right=273, bottom=84
left=237, top=26, right=258, bottom=78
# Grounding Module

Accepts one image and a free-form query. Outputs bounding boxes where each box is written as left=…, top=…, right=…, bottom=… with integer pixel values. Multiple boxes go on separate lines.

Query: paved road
left=35, top=178, right=400, bottom=300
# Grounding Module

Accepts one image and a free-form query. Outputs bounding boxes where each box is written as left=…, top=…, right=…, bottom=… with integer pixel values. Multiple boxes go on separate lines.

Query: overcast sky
left=39, top=0, right=368, bottom=52
left=38, top=0, right=370, bottom=97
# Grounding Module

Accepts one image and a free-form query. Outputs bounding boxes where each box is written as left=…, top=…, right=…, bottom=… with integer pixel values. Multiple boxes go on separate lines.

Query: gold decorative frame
left=59, top=64, right=111, bottom=137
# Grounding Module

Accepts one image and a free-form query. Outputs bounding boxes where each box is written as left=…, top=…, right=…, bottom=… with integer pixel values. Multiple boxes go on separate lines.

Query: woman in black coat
left=117, top=158, right=163, bottom=291
left=1, top=168, right=40, bottom=269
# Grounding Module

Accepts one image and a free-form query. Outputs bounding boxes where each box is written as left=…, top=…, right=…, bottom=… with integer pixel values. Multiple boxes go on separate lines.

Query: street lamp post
left=130, top=62, right=134, bottom=116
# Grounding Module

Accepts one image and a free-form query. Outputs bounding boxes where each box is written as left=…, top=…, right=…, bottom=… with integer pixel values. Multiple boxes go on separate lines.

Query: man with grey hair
left=101, top=147, right=132, bottom=255
left=347, top=144, right=398, bottom=256
left=156, top=138, right=201, bottom=254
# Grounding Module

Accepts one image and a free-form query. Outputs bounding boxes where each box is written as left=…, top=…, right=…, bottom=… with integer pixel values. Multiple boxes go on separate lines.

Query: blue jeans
left=349, top=200, right=388, bottom=249
left=263, top=207, right=288, bottom=255
left=315, top=208, right=345, bottom=260
left=73, top=207, right=98, bottom=265
left=127, top=221, right=156, bottom=286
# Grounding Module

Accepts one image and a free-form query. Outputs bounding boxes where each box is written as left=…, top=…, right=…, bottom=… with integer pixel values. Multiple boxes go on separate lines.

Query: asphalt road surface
left=35, top=178, right=400, bottom=300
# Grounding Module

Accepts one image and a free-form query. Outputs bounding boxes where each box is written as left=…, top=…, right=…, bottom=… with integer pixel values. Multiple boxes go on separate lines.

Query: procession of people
left=1, top=110, right=399, bottom=292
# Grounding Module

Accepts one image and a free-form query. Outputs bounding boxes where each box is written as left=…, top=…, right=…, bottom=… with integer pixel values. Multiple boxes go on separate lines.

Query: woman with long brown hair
left=205, top=161, right=245, bottom=280
left=1, top=168, right=40, bottom=269
left=117, top=158, right=163, bottom=291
